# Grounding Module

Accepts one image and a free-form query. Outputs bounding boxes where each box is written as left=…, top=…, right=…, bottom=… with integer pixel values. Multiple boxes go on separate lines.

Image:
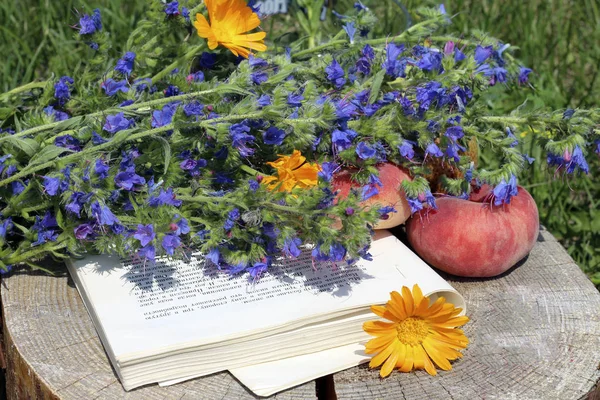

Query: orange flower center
left=395, top=317, right=429, bottom=345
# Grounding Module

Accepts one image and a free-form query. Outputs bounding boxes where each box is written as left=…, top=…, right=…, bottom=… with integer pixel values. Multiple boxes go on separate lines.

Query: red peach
left=332, top=163, right=412, bottom=229
left=406, top=186, right=539, bottom=277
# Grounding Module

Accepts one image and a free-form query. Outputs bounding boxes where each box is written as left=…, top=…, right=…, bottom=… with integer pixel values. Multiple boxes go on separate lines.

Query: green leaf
left=0, top=107, right=13, bottom=119
left=369, top=70, right=386, bottom=104
left=4, top=136, right=40, bottom=157
left=151, top=135, right=171, bottom=175
left=27, top=145, right=73, bottom=167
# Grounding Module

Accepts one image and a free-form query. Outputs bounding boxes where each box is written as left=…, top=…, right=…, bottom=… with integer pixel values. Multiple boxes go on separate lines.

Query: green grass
left=0, top=0, right=146, bottom=93
left=1, top=0, right=598, bottom=285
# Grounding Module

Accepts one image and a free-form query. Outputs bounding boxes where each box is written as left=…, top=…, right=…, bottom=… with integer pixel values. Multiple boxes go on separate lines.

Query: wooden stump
left=0, top=262, right=316, bottom=399
left=1, top=228, right=599, bottom=399
left=333, top=229, right=600, bottom=400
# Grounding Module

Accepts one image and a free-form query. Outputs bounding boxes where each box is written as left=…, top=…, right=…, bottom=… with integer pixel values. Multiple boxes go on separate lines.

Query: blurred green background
left=1, top=0, right=598, bottom=286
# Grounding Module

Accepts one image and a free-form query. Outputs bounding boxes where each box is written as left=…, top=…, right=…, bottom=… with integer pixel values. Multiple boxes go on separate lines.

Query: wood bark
left=1, top=228, right=599, bottom=399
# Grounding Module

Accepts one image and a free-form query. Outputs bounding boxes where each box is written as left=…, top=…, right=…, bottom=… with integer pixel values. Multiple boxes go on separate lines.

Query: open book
left=66, top=230, right=465, bottom=395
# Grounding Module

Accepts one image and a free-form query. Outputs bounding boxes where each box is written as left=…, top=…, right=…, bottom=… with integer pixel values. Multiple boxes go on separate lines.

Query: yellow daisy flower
left=262, top=150, right=321, bottom=192
left=363, top=284, right=469, bottom=378
left=194, top=0, right=267, bottom=58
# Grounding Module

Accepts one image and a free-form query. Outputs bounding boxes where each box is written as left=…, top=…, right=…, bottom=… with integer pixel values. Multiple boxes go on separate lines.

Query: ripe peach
left=406, top=186, right=539, bottom=277
left=332, top=163, right=412, bottom=229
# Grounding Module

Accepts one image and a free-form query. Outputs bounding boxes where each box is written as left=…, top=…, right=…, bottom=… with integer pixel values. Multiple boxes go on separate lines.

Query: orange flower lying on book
left=262, top=150, right=321, bottom=192
left=363, top=284, right=469, bottom=377
left=194, top=0, right=267, bottom=58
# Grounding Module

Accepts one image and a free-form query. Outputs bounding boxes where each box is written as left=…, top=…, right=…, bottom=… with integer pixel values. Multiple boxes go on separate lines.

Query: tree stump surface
left=1, top=228, right=599, bottom=400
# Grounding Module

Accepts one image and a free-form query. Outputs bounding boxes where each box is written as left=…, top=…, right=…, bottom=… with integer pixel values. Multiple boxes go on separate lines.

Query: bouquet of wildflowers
left=0, top=0, right=597, bottom=278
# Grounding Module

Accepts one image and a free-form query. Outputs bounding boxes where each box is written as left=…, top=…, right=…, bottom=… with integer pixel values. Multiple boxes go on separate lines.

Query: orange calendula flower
left=194, top=0, right=267, bottom=58
left=363, top=284, right=469, bottom=378
left=262, top=150, right=321, bottom=192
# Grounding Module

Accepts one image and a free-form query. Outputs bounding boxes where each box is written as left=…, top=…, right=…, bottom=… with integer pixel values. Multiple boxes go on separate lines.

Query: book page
left=67, top=230, right=464, bottom=363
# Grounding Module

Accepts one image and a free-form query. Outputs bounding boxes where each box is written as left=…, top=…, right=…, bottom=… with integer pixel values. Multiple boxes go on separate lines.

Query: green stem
left=179, top=195, right=240, bottom=205
left=0, top=81, right=47, bottom=101
left=240, top=165, right=260, bottom=176
left=0, top=86, right=235, bottom=144
left=478, top=116, right=529, bottom=124
left=5, top=241, right=67, bottom=265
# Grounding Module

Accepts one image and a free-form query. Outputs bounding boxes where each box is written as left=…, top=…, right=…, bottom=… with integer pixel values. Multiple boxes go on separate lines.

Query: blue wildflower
left=230, top=121, right=255, bottom=157
left=32, top=212, right=58, bottom=246
left=249, top=55, right=268, bottom=68
left=183, top=101, right=203, bottom=116
left=224, top=208, right=240, bottom=231
left=325, top=59, right=346, bottom=89
left=445, top=142, right=465, bottom=162
left=257, top=95, right=271, bottom=107
left=42, top=176, right=61, bottom=196
left=329, top=243, right=346, bottom=262
left=79, top=9, right=102, bottom=35
left=12, top=181, right=25, bottom=195
left=474, top=45, right=493, bottom=64
left=103, top=112, right=134, bottom=134
left=251, top=71, right=269, bottom=85
left=115, top=52, right=136, bottom=76
left=356, top=142, right=376, bottom=159
left=318, top=162, right=338, bottom=182
left=44, top=106, right=69, bottom=121
left=115, top=170, right=146, bottom=191
left=151, top=104, right=177, bottom=128
left=283, top=237, right=302, bottom=258
left=563, top=109, right=575, bottom=119
left=54, top=135, right=82, bottom=152
left=120, top=100, right=134, bottom=107
left=164, top=1, right=180, bottom=16
left=548, top=146, right=589, bottom=174
left=263, top=126, right=286, bottom=145
left=249, top=179, right=260, bottom=191
left=518, top=67, right=532, bottom=85
left=138, top=245, right=156, bottom=261
left=172, top=216, right=190, bottom=236
left=398, top=140, right=415, bottom=160
left=425, top=143, right=444, bottom=158
left=383, top=43, right=406, bottom=77
left=95, top=159, right=109, bottom=179
left=54, top=76, right=74, bottom=105
left=101, top=79, right=129, bottom=96
left=343, top=22, right=356, bottom=43
left=378, top=206, right=397, bottom=220
left=182, top=7, right=190, bottom=21
left=417, top=50, right=443, bottom=73
left=164, top=85, right=181, bottom=97
left=134, top=224, right=155, bottom=246
left=332, top=128, right=358, bottom=151
left=74, top=223, right=95, bottom=240
left=206, top=248, right=220, bottom=265
left=199, top=52, right=217, bottom=69
left=249, top=260, right=268, bottom=280
left=148, top=188, right=182, bottom=207
left=186, top=71, right=205, bottom=82
left=0, top=217, right=13, bottom=239
left=492, top=175, right=519, bottom=206
left=65, top=192, right=92, bottom=217
left=91, top=201, right=119, bottom=226
left=162, top=235, right=181, bottom=256
left=287, top=93, right=304, bottom=107
left=506, top=127, right=518, bottom=147
left=445, top=126, right=464, bottom=141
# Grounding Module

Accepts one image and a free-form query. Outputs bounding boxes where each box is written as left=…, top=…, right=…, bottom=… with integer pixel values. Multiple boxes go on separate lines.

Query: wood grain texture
left=0, top=262, right=316, bottom=400
left=333, top=229, right=600, bottom=400
left=1, top=228, right=599, bottom=400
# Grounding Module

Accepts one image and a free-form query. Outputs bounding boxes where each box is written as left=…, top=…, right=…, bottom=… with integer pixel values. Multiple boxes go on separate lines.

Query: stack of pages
left=67, top=230, right=465, bottom=396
